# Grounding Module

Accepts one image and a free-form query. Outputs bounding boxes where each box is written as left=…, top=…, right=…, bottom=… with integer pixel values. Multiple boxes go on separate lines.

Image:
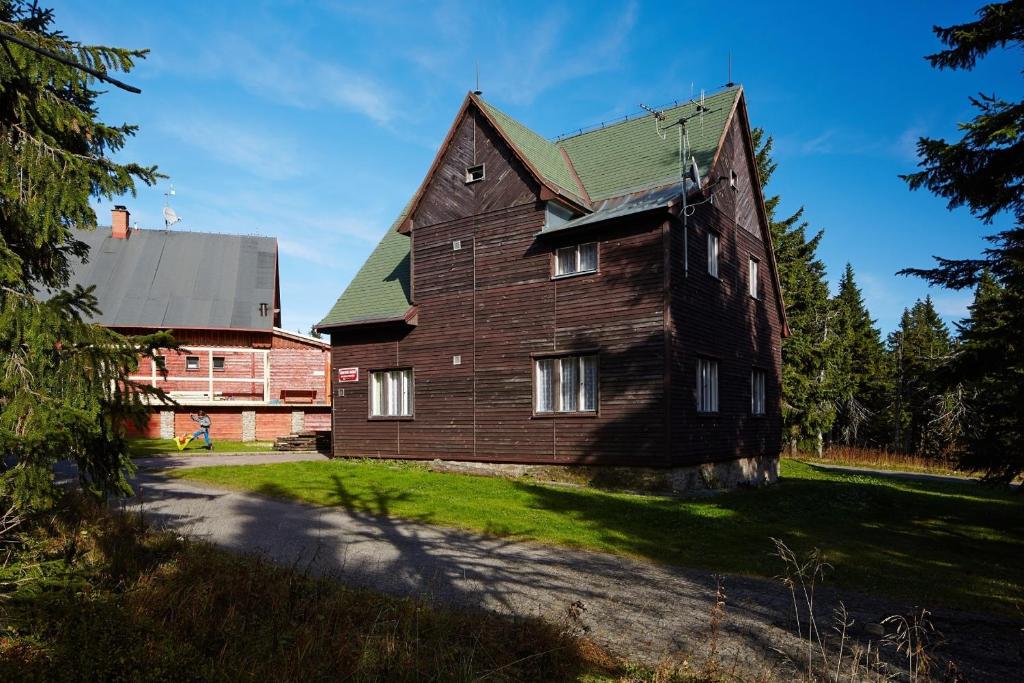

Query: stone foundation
left=425, top=455, right=780, bottom=495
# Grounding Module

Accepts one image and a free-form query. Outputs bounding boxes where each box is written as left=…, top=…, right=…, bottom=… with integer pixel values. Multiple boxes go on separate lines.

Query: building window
left=154, top=355, right=167, bottom=371
left=748, top=258, right=760, bottom=298
left=696, top=358, right=719, bottom=413
left=185, top=356, right=200, bottom=371
left=707, top=232, right=719, bottom=277
left=213, top=356, right=225, bottom=372
left=554, top=242, right=598, bottom=277
left=751, top=369, right=766, bottom=416
left=370, top=369, right=413, bottom=417
left=535, top=354, right=598, bottom=414
left=465, top=164, right=485, bottom=183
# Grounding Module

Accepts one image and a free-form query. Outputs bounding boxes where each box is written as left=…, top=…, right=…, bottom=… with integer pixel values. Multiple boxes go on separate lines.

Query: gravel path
left=133, top=452, right=328, bottom=470
left=125, top=470, right=1021, bottom=681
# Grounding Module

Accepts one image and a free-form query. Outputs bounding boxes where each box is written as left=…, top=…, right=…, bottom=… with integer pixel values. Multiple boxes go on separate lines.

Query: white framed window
left=749, top=258, right=760, bottom=298
left=212, top=356, right=225, bottom=372
left=707, top=232, right=719, bottom=277
left=465, top=164, right=485, bottom=183
left=185, top=356, right=200, bottom=371
left=696, top=358, right=719, bottom=413
left=535, top=354, right=598, bottom=414
left=370, top=369, right=413, bottom=417
left=751, top=368, right=766, bottom=416
left=554, top=242, right=598, bottom=277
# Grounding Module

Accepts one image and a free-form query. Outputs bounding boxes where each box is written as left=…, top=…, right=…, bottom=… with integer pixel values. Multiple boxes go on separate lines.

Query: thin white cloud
left=161, top=118, right=302, bottom=180
left=932, top=293, right=973, bottom=320
left=489, top=1, right=639, bottom=106
left=278, top=238, right=335, bottom=266
left=201, top=36, right=396, bottom=124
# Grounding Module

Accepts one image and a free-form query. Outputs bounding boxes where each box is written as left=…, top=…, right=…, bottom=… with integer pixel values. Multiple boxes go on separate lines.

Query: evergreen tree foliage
left=831, top=263, right=889, bottom=446
left=752, top=129, right=839, bottom=453
left=901, top=1, right=1024, bottom=481
left=884, top=298, right=954, bottom=458
left=954, top=272, right=1019, bottom=479
left=0, top=1, right=171, bottom=510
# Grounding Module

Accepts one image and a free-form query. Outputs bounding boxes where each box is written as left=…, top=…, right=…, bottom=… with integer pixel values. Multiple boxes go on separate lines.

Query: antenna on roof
left=473, top=61, right=482, bottom=96
left=163, top=185, right=182, bottom=229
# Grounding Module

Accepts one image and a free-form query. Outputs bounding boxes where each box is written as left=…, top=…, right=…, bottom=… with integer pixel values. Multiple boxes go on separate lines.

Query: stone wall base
left=424, top=455, right=780, bottom=495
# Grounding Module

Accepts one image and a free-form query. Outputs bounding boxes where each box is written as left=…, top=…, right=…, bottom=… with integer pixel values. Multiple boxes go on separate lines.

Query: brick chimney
left=111, top=205, right=130, bottom=239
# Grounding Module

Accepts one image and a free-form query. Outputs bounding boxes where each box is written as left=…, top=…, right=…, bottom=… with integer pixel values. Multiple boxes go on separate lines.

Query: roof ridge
left=95, top=225, right=276, bottom=241
left=553, top=85, right=741, bottom=142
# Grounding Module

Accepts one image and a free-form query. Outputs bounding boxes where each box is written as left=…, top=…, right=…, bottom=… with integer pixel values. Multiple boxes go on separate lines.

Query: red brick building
left=317, top=86, right=789, bottom=487
left=70, top=208, right=331, bottom=441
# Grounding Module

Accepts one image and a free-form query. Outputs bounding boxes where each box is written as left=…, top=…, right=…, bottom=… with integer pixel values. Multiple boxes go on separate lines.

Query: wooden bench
left=280, top=389, right=317, bottom=404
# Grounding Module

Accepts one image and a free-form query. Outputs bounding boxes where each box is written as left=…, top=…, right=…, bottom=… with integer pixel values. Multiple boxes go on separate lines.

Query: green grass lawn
left=129, top=438, right=274, bottom=457
left=174, top=458, right=1024, bottom=615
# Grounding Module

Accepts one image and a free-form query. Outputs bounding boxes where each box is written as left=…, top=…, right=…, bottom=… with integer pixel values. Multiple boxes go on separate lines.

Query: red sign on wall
left=336, top=367, right=359, bottom=383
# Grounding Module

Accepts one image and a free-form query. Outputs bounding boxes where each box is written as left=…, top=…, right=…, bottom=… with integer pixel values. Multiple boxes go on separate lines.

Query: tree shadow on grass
left=129, top=466, right=1024, bottom=681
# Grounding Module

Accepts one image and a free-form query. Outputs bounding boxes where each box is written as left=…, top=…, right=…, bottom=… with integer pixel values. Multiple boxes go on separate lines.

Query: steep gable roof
left=317, top=206, right=412, bottom=329
left=477, top=99, right=588, bottom=203
left=63, top=228, right=279, bottom=331
left=560, top=88, right=739, bottom=201
left=318, top=86, right=761, bottom=331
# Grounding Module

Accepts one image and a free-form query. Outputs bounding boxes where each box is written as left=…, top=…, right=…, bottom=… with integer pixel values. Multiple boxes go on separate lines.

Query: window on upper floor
left=554, top=242, right=598, bottom=278
left=751, top=368, right=766, bottom=416
left=535, top=354, right=598, bottom=414
left=213, top=356, right=225, bottom=372
left=749, top=257, right=760, bottom=299
left=185, top=356, right=200, bottom=371
left=696, top=358, right=719, bottom=414
left=707, top=232, right=720, bottom=278
left=465, top=164, right=485, bottom=183
left=370, top=368, right=413, bottom=418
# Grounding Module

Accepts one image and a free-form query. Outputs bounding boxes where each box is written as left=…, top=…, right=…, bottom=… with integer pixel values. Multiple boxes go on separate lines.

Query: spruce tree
left=901, top=1, right=1024, bottom=481
left=753, top=129, right=839, bottom=454
left=885, top=298, right=953, bottom=458
left=831, top=263, right=889, bottom=446
left=955, top=272, right=1017, bottom=479
left=0, top=2, right=171, bottom=510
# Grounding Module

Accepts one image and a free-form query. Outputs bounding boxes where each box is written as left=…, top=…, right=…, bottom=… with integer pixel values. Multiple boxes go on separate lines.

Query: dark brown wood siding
left=329, top=98, right=782, bottom=467
left=668, top=111, right=783, bottom=466
left=329, top=103, right=667, bottom=465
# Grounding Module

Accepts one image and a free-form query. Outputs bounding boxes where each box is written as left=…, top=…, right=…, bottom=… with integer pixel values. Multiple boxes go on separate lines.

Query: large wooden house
left=318, top=86, right=787, bottom=484
left=67, top=207, right=332, bottom=442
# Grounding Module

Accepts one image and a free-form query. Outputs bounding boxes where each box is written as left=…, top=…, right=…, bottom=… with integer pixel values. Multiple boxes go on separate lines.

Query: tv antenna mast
left=639, top=97, right=717, bottom=277
left=163, top=185, right=182, bottom=229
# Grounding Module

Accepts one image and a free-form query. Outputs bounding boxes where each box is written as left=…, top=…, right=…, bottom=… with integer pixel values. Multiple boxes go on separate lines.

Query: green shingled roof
left=560, top=88, right=739, bottom=201
left=478, top=100, right=585, bottom=203
left=317, top=209, right=411, bottom=328
left=319, top=87, right=741, bottom=328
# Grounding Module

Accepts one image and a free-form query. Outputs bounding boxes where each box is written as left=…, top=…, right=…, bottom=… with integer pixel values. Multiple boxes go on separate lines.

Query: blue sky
left=53, top=1, right=1020, bottom=335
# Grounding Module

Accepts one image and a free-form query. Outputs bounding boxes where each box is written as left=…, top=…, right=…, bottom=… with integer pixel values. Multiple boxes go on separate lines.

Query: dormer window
left=465, top=164, right=485, bottom=183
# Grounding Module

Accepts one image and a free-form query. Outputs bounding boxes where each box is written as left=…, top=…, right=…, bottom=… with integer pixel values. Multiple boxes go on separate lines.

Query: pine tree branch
left=0, top=27, right=141, bottom=93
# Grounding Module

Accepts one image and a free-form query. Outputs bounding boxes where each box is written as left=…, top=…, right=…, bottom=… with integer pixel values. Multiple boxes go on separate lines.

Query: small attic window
left=730, top=170, right=738, bottom=190
left=465, top=164, right=485, bottom=183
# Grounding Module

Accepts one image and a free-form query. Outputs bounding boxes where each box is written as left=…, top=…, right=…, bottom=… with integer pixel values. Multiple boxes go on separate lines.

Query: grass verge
left=174, top=458, right=1024, bottom=615
left=129, top=437, right=274, bottom=457
left=0, top=498, right=614, bottom=682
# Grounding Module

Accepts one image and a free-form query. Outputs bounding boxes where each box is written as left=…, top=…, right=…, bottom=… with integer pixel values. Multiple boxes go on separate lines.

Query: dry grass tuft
left=0, top=497, right=611, bottom=682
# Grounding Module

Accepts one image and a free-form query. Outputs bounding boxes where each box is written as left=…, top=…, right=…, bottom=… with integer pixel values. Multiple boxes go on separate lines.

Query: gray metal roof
left=59, top=228, right=278, bottom=330
left=538, top=182, right=694, bottom=236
